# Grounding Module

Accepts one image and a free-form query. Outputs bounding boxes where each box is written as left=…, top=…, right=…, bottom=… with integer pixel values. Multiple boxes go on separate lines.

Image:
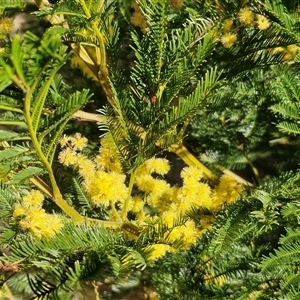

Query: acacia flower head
left=58, top=147, right=78, bottom=166
left=21, top=190, right=44, bottom=208
left=146, top=244, right=173, bottom=261
left=221, top=32, right=237, bottom=48
left=14, top=190, right=64, bottom=239
left=167, top=220, right=198, bottom=250
left=222, top=19, right=234, bottom=32
left=59, top=134, right=71, bottom=148
left=71, top=132, right=88, bottom=151
left=144, top=158, right=170, bottom=175
left=84, top=170, right=128, bottom=207
left=238, top=7, right=254, bottom=26
left=0, top=17, right=13, bottom=35
left=286, top=44, right=299, bottom=56
left=256, top=15, right=270, bottom=30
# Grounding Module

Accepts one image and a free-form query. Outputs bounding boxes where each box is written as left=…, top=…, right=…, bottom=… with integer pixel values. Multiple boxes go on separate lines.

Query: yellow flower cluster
left=59, top=133, right=127, bottom=209
left=221, top=32, right=238, bottom=48
left=271, top=44, right=299, bottom=62
left=133, top=161, right=243, bottom=260
left=59, top=134, right=243, bottom=261
left=13, top=190, right=63, bottom=239
left=220, top=7, right=271, bottom=49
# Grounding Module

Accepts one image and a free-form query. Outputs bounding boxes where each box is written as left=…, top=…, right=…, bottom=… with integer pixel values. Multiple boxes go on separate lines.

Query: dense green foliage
left=0, top=0, right=300, bottom=299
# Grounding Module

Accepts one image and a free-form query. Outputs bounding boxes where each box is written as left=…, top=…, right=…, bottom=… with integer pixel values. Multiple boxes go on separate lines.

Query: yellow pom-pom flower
left=21, top=190, right=44, bottom=208
left=145, top=158, right=170, bottom=175
left=59, top=134, right=71, bottom=148
left=167, top=220, right=198, bottom=250
left=238, top=7, right=254, bottom=26
left=222, top=19, right=234, bottom=32
left=84, top=171, right=128, bottom=207
left=0, top=17, right=13, bottom=35
left=221, top=32, right=237, bottom=48
left=58, top=148, right=78, bottom=166
left=13, top=190, right=63, bottom=239
left=286, top=44, right=299, bottom=56
left=146, top=244, right=173, bottom=261
left=256, top=15, right=270, bottom=31
left=71, top=133, right=88, bottom=151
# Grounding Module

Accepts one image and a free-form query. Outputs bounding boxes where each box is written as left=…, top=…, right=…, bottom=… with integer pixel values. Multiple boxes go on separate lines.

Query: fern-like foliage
left=150, top=171, right=300, bottom=299
left=269, top=66, right=300, bottom=135
left=1, top=213, right=186, bottom=299
left=0, top=27, right=92, bottom=181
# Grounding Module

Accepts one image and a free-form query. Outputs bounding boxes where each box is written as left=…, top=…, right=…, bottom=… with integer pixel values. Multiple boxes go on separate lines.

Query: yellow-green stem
left=111, top=202, right=123, bottom=223
left=121, top=169, right=137, bottom=221
left=24, top=91, right=84, bottom=223
left=2, top=283, right=14, bottom=300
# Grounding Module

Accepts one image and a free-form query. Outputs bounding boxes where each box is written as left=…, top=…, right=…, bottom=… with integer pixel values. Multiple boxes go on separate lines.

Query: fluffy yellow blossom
left=76, top=155, right=95, bottom=179
left=84, top=171, right=128, bottom=206
left=181, top=166, right=203, bottom=183
left=59, top=134, right=71, bottom=148
left=19, top=209, right=63, bottom=239
left=0, top=17, right=13, bottom=35
left=221, top=32, right=237, bottom=48
left=132, top=196, right=144, bottom=213
left=161, top=211, right=178, bottom=228
left=21, top=190, right=44, bottom=208
left=211, top=175, right=243, bottom=211
left=71, top=133, right=88, bottom=151
left=151, top=179, right=170, bottom=196
left=145, top=158, right=170, bottom=175
left=13, top=203, right=25, bottom=218
left=238, top=7, right=254, bottom=26
left=130, top=1, right=148, bottom=33
left=167, top=220, right=198, bottom=250
left=13, top=190, right=63, bottom=239
left=95, top=134, right=123, bottom=173
left=256, top=15, right=270, bottom=30
left=58, top=147, right=78, bottom=166
left=222, top=19, right=234, bottom=32
left=135, top=174, right=156, bottom=193
left=146, top=244, right=173, bottom=261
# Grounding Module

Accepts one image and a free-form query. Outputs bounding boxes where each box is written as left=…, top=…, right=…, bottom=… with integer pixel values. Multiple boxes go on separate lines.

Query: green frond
left=0, top=130, right=19, bottom=142
left=41, top=89, right=92, bottom=164
left=0, top=70, right=13, bottom=93
left=10, top=167, right=45, bottom=185
left=276, top=121, right=300, bottom=134
left=262, top=231, right=300, bottom=275
left=0, top=183, right=17, bottom=217
left=265, top=0, right=300, bottom=39
left=0, top=0, right=25, bottom=13
left=71, top=176, right=93, bottom=214
left=271, top=103, right=300, bottom=120
left=0, top=145, right=31, bottom=163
